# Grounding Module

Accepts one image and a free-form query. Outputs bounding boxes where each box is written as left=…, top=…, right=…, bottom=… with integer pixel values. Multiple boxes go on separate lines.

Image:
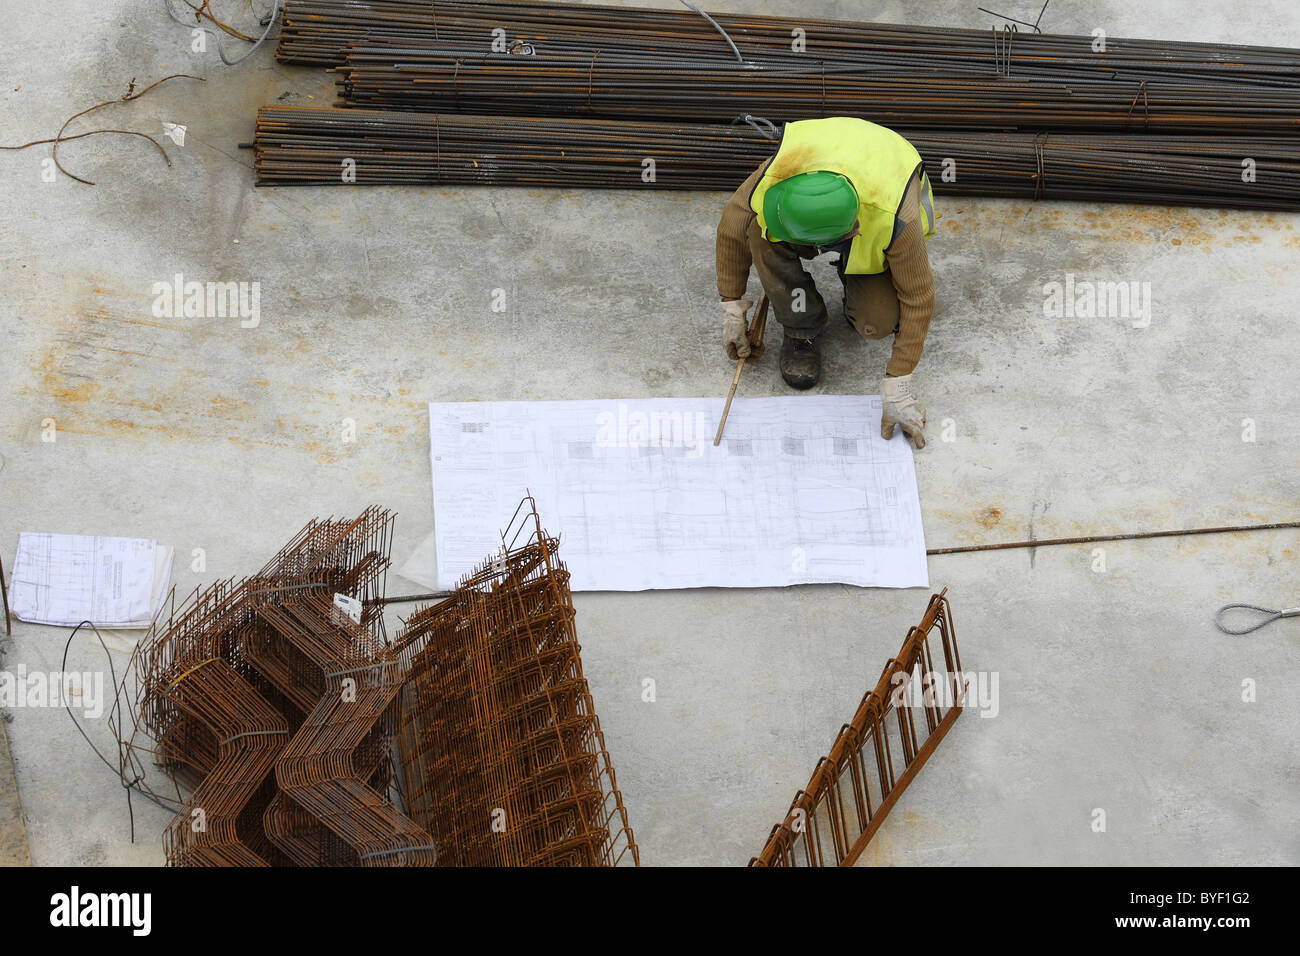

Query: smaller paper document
left=427, top=395, right=929, bottom=592
left=7, top=533, right=175, bottom=628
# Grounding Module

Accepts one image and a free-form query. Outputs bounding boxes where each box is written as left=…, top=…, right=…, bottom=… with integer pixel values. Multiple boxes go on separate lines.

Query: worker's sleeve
left=883, top=173, right=937, bottom=377
left=716, top=159, right=772, bottom=299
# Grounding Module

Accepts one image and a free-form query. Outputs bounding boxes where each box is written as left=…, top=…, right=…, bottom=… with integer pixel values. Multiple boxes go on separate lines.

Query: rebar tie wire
left=993, top=23, right=1017, bottom=76
left=1033, top=131, right=1049, bottom=199
left=1215, top=603, right=1300, bottom=635
left=735, top=114, right=778, bottom=139
left=324, top=660, right=400, bottom=679
left=222, top=729, right=290, bottom=745
left=678, top=0, right=744, bottom=64
left=167, top=656, right=221, bottom=689
left=587, top=50, right=601, bottom=110
left=433, top=113, right=442, bottom=185
left=358, top=843, right=440, bottom=861
left=1127, top=80, right=1151, bottom=127
left=249, top=581, right=330, bottom=596
left=980, top=1, right=1050, bottom=34
left=164, top=0, right=284, bottom=66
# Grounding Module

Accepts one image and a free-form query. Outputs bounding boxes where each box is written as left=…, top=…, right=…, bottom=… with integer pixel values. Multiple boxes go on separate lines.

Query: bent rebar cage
left=123, top=507, right=435, bottom=866
left=395, top=496, right=640, bottom=866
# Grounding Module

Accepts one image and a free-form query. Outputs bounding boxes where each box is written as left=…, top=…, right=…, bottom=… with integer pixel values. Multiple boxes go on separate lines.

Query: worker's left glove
left=880, top=374, right=926, bottom=449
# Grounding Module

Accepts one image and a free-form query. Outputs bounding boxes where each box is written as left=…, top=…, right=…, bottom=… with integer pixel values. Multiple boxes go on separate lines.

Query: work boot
left=780, top=333, right=822, bottom=389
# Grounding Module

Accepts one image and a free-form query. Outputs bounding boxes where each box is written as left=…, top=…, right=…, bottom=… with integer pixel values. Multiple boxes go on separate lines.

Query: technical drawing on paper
left=427, top=396, right=929, bottom=591
left=7, top=533, right=174, bottom=627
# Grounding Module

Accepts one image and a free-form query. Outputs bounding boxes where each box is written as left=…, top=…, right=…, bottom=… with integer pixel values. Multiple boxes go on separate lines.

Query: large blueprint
left=427, top=396, right=928, bottom=591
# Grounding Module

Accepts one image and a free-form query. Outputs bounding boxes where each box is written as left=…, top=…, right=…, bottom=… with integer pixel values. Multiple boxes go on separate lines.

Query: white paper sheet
left=427, top=396, right=928, bottom=592
left=7, top=533, right=175, bottom=628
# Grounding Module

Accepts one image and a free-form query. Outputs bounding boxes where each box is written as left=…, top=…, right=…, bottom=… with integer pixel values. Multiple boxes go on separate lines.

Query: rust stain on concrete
left=937, top=202, right=1262, bottom=249
left=20, top=295, right=419, bottom=455
left=81, top=307, right=190, bottom=334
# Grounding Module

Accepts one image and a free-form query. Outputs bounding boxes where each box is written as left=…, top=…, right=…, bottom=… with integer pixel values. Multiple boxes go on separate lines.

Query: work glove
left=722, top=298, right=753, bottom=360
left=880, top=374, right=926, bottom=449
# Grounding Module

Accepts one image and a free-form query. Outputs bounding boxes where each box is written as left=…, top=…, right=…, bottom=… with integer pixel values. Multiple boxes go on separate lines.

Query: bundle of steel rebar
left=394, top=497, right=639, bottom=867
left=279, top=0, right=1300, bottom=93
left=255, top=107, right=775, bottom=189
left=261, top=2, right=1300, bottom=209
left=253, top=107, right=1300, bottom=210
left=330, top=42, right=1300, bottom=134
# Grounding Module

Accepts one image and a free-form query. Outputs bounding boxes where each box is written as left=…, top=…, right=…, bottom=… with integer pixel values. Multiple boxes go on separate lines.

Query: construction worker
left=716, top=116, right=936, bottom=448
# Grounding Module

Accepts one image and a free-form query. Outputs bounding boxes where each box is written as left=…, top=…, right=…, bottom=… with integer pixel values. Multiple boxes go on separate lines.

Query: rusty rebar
left=0, top=73, right=204, bottom=186
left=395, top=496, right=639, bottom=866
left=331, top=42, right=1300, bottom=134
left=750, top=589, right=964, bottom=867
left=252, top=106, right=1300, bottom=210
left=278, top=0, right=1300, bottom=92
left=928, top=519, right=1300, bottom=555
left=122, top=507, right=436, bottom=866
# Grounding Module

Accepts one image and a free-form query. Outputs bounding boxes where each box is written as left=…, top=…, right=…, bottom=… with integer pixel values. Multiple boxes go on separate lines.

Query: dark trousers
left=747, top=218, right=900, bottom=342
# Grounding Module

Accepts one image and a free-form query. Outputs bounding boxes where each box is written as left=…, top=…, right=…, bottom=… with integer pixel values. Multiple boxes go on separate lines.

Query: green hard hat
left=763, top=171, right=859, bottom=244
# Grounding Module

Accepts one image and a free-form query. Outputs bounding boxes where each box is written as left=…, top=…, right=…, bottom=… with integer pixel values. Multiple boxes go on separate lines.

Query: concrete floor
left=0, top=720, right=30, bottom=866
left=1, top=0, right=1298, bottom=867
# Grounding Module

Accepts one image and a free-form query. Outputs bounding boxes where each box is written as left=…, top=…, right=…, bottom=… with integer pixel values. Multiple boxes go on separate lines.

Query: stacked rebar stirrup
left=253, top=107, right=1300, bottom=210
left=258, top=591, right=436, bottom=866
left=125, top=507, right=436, bottom=866
left=395, top=496, right=639, bottom=866
left=750, top=589, right=964, bottom=867
left=142, top=579, right=291, bottom=866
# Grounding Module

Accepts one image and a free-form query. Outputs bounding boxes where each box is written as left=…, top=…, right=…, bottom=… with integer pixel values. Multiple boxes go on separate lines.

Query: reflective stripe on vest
left=749, top=117, right=936, bottom=275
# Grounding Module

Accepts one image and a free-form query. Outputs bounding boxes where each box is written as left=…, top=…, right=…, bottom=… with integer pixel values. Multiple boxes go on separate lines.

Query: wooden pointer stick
left=714, top=356, right=747, bottom=446
left=714, top=293, right=769, bottom=445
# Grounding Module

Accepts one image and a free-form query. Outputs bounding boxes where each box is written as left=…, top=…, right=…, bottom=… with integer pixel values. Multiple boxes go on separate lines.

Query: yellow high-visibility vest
left=749, top=117, right=935, bottom=274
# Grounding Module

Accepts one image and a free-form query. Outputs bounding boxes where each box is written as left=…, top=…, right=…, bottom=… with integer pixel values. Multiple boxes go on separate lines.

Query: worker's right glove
left=722, top=298, right=754, bottom=360
left=880, top=374, right=927, bottom=449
